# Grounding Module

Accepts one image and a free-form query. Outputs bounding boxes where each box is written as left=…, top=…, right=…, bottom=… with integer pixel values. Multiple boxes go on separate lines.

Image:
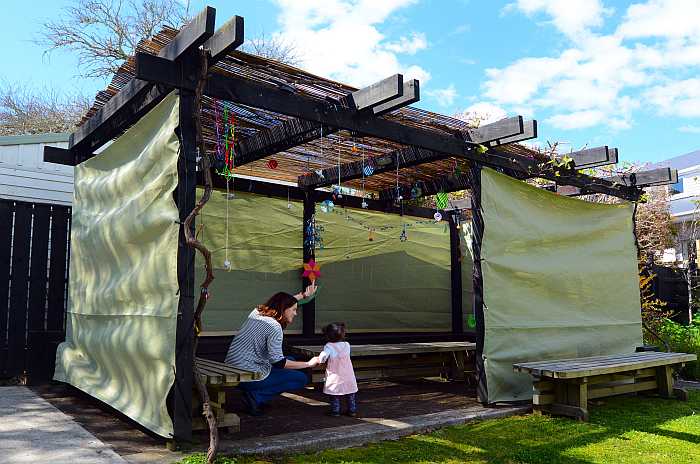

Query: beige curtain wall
left=54, top=92, right=181, bottom=437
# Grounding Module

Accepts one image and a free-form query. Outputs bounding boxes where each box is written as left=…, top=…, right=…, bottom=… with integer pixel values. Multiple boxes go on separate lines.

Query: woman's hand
left=302, top=282, right=317, bottom=299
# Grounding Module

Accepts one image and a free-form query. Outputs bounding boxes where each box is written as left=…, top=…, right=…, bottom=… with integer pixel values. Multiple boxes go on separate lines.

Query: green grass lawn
left=176, top=391, right=700, bottom=464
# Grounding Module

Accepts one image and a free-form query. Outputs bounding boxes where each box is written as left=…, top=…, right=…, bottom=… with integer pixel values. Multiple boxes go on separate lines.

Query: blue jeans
left=239, top=358, right=308, bottom=406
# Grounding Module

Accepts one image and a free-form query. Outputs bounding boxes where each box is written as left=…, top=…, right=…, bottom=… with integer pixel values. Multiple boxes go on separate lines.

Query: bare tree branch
left=241, top=31, right=302, bottom=66
left=0, top=82, right=90, bottom=135
left=35, top=0, right=189, bottom=78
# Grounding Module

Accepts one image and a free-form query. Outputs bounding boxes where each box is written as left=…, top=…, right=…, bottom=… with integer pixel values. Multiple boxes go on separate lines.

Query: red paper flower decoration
left=302, top=259, right=321, bottom=282
left=267, top=159, right=278, bottom=169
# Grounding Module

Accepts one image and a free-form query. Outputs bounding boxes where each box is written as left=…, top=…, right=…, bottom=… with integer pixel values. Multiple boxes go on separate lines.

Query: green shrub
left=657, top=315, right=700, bottom=380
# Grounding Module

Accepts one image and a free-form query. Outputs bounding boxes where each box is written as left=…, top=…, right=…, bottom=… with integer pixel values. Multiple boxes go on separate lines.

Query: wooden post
left=448, top=212, right=463, bottom=334
left=467, top=163, right=488, bottom=404
left=656, top=365, right=674, bottom=398
left=172, top=89, right=197, bottom=442
left=302, top=189, right=316, bottom=337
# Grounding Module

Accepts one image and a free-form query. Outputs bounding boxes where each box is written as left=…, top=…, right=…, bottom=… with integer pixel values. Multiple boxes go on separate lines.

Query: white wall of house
left=0, top=133, right=73, bottom=206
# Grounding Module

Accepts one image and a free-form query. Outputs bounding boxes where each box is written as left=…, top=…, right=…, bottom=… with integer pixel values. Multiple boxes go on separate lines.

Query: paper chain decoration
left=303, top=259, right=321, bottom=282
left=214, top=100, right=237, bottom=179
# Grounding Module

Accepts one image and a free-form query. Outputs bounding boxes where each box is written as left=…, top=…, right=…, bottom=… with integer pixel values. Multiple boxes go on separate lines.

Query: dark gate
left=0, top=199, right=71, bottom=383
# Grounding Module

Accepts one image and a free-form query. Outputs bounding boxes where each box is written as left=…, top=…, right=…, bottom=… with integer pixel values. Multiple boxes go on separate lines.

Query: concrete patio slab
left=0, top=386, right=127, bottom=464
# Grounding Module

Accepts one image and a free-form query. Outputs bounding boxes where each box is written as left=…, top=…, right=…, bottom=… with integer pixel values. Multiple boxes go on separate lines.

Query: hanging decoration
left=368, top=228, right=375, bottom=241
left=214, top=100, right=236, bottom=179
left=435, top=191, right=449, bottom=209
left=361, top=199, right=369, bottom=209
left=363, top=162, right=375, bottom=177
left=433, top=212, right=443, bottom=222
left=302, top=259, right=321, bottom=282
left=410, top=184, right=422, bottom=199
left=267, top=159, right=278, bottom=170
left=467, top=313, right=477, bottom=329
left=320, top=199, right=335, bottom=213
left=304, top=215, right=325, bottom=250
left=399, top=224, right=408, bottom=242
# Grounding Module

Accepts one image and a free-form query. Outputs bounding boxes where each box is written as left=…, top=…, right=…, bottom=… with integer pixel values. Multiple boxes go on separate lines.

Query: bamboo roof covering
left=82, top=27, right=542, bottom=195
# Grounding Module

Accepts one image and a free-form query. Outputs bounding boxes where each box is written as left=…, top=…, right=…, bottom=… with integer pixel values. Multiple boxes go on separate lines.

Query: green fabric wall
left=480, top=168, right=643, bottom=403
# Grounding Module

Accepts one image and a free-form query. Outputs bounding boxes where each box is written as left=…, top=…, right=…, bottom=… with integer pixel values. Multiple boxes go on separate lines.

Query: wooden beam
left=135, top=54, right=636, bottom=199
left=487, top=119, right=537, bottom=147
left=70, top=6, right=217, bottom=157
left=350, top=74, right=403, bottom=111
left=570, top=146, right=618, bottom=169
left=449, top=213, right=463, bottom=335
left=43, top=146, right=78, bottom=166
left=372, top=79, right=419, bottom=116
left=466, top=164, right=488, bottom=404
left=298, top=118, right=526, bottom=189
left=464, top=116, right=523, bottom=144
left=302, top=190, right=316, bottom=337
left=203, top=15, right=244, bottom=62
left=607, top=167, right=678, bottom=187
left=172, top=90, right=197, bottom=442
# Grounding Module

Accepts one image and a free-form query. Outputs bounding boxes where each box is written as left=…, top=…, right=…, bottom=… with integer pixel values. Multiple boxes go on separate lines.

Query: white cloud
left=508, top=0, right=612, bottom=39
left=644, top=78, right=700, bottom=117
left=385, top=32, right=427, bottom=55
left=454, top=102, right=509, bottom=125
left=617, top=0, right=700, bottom=40
left=679, top=125, right=700, bottom=134
left=479, top=0, right=700, bottom=131
left=427, top=84, right=458, bottom=107
left=272, top=0, right=430, bottom=87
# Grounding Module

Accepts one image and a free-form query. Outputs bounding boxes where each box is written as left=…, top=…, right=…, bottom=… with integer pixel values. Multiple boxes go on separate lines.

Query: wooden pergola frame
left=44, top=6, right=679, bottom=440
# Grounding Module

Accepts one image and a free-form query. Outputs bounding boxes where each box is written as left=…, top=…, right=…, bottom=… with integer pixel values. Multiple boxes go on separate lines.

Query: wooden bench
left=290, top=341, right=476, bottom=384
left=192, top=357, right=260, bottom=432
left=513, top=351, right=697, bottom=421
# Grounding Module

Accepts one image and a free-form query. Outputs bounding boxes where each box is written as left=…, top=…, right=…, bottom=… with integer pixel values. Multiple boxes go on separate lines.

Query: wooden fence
left=0, top=199, right=70, bottom=383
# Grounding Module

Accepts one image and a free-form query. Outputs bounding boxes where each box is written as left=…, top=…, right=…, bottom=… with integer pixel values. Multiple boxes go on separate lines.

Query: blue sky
left=1, top=0, right=698, bottom=164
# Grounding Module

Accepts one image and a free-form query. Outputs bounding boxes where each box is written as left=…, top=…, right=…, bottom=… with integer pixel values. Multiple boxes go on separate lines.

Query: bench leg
left=656, top=366, right=674, bottom=399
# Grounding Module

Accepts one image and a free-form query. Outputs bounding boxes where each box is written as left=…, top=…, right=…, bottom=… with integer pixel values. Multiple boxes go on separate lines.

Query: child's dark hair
left=322, top=322, right=346, bottom=342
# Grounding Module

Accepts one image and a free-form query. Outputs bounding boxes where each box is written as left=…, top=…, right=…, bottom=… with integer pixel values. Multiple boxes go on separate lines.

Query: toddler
left=310, top=322, right=358, bottom=416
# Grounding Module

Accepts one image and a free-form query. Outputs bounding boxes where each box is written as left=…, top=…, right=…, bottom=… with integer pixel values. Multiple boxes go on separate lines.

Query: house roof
left=655, top=149, right=700, bottom=171
left=0, top=133, right=71, bottom=146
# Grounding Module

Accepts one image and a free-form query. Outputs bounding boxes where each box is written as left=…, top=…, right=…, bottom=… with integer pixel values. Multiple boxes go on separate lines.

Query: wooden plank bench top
left=194, top=357, right=261, bottom=386
left=291, top=341, right=476, bottom=358
left=514, top=351, right=697, bottom=379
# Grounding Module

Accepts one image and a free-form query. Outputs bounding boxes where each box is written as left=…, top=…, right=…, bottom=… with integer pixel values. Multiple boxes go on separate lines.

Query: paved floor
left=0, top=386, right=126, bottom=464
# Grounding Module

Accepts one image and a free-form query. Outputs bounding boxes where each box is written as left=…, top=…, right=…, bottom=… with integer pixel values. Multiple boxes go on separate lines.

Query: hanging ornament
left=411, top=185, right=422, bottom=199
left=435, top=191, right=449, bottom=209
left=361, top=199, right=369, bottom=209
left=314, top=169, right=325, bottom=179
left=399, top=225, right=408, bottom=242
left=267, top=159, right=278, bottom=170
left=302, top=259, right=321, bottom=282
left=368, top=228, right=375, bottom=241
left=467, top=314, right=477, bottom=329
left=363, top=163, right=374, bottom=176
left=223, top=259, right=231, bottom=270
left=332, top=186, right=342, bottom=201
left=476, top=144, right=488, bottom=154
left=434, top=212, right=443, bottom=222
left=351, top=143, right=358, bottom=152
left=320, top=200, right=335, bottom=213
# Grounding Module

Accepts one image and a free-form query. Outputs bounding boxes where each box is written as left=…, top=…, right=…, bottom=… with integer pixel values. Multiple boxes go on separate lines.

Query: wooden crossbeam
left=69, top=6, right=220, bottom=158
left=203, top=15, right=244, bottom=62
left=236, top=120, right=334, bottom=165
left=607, top=167, right=678, bottom=187
left=487, top=119, right=537, bottom=147
left=569, top=146, right=618, bottom=169
left=298, top=117, right=526, bottom=189
left=372, top=79, right=419, bottom=116
left=350, top=74, right=403, bottom=111
left=464, top=116, right=523, bottom=144
left=43, top=146, right=79, bottom=166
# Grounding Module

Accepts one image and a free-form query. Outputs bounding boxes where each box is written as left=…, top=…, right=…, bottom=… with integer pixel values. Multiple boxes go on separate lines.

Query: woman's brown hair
left=257, top=292, right=298, bottom=328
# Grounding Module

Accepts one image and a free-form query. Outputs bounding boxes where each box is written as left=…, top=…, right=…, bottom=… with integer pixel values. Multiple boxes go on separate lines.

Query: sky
left=1, top=0, right=699, bottom=164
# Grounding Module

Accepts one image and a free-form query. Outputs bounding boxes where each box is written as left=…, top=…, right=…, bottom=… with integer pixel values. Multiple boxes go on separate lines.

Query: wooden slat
left=203, top=14, right=243, bottom=62
left=293, top=341, right=476, bottom=357
left=43, top=146, right=78, bottom=166
left=0, top=201, right=13, bottom=376
left=488, top=120, right=537, bottom=147
left=195, top=357, right=260, bottom=382
left=7, top=203, right=32, bottom=376
left=587, top=379, right=658, bottom=399
left=47, top=206, right=69, bottom=338
left=26, top=204, right=51, bottom=383
left=514, top=352, right=696, bottom=379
